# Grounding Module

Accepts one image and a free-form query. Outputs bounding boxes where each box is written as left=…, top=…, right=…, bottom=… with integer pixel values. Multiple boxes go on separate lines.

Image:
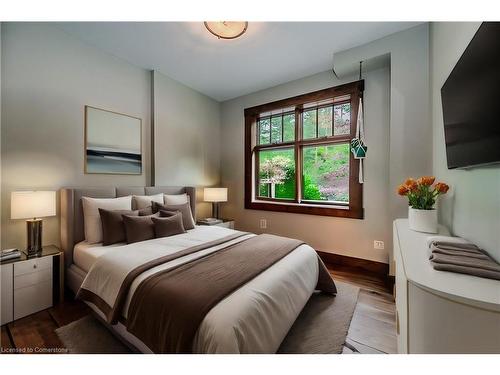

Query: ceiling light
left=204, top=21, right=248, bottom=40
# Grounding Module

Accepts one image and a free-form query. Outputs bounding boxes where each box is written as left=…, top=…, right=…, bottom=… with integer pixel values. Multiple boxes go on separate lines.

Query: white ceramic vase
left=408, top=207, right=438, bottom=233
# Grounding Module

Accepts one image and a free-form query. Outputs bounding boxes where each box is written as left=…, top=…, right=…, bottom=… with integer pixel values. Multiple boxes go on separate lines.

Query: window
left=258, top=148, right=295, bottom=199
left=244, top=80, right=364, bottom=218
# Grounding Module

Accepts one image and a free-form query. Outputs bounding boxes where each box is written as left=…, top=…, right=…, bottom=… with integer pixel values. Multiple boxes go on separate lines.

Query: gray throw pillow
left=158, top=209, right=179, bottom=217
left=122, top=214, right=158, bottom=244
left=152, top=213, right=186, bottom=238
left=153, top=201, right=195, bottom=230
left=99, top=209, right=139, bottom=246
left=138, top=206, right=153, bottom=216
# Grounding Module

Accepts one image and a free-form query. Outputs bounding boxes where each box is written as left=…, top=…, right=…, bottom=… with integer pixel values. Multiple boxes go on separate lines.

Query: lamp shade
left=204, top=188, right=228, bottom=203
left=11, top=191, right=56, bottom=219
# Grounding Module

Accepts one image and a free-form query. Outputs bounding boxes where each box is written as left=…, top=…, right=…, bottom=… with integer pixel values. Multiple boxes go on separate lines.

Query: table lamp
left=204, top=188, right=227, bottom=220
left=11, top=191, right=56, bottom=256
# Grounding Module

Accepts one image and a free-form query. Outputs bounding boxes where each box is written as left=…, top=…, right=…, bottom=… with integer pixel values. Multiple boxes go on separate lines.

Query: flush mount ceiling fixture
left=204, top=21, right=248, bottom=40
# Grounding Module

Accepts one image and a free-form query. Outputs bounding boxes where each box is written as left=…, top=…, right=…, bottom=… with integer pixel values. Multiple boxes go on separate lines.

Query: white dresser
left=393, top=219, right=500, bottom=353
left=1, top=246, right=63, bottom=325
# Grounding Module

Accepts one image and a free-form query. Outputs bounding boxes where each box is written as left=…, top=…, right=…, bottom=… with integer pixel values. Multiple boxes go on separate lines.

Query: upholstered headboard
left=60, top=186, right=196, bottom=267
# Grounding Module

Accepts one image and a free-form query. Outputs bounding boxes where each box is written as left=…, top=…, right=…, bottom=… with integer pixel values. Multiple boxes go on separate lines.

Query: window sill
left=246, top=200, right=364, bottom=219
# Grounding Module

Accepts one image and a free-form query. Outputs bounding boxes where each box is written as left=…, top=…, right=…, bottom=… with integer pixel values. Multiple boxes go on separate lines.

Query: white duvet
left=80, top=226, right=319, bottom=353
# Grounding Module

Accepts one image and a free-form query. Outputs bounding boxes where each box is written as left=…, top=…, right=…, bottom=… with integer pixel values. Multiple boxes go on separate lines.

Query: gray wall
left=220, top=67, right=391, bottom=263
left=332, top=24, right=431, bottom=270
left=333, top=24, right=431, bottom=224
left=152, top=70, right=221, bottom=218
left=219, top=24, right=431, bottom=264
left=1, top=23, right=221, bottom=250
left=1, top=23, right=151, bottom=250
left=430, top=22, right=500, bottom=262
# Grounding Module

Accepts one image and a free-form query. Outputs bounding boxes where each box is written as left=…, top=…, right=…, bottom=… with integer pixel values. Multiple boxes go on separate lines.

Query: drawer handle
left=33, top=264, right=37, bottom=269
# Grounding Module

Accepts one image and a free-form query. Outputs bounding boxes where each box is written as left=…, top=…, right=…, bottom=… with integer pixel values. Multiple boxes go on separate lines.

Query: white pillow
left=132, top=193, right=164, bottom=210
left=164, top=193, right=188, bottom=205
left=82, top=196, right=132, bottom=244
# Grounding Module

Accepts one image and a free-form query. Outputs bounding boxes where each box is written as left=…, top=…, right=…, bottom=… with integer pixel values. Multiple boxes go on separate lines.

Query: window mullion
left=254, top=146, right=260, bottom=198
left=315, top=108, right=319, bottom=139
left=297, top=135, right=351, bottom=148
left=295, top=106, right=302, bottom=203
left=295, top=144, right=300, bottom=204
left=281, top=114, right=284, bottom=143
left=255, top=120, right=260, bottom=145
left=331, top=104, right=334, bottom=136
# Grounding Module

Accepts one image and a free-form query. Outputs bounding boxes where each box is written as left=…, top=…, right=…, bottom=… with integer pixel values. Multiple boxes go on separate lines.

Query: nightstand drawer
left=14, top=256, right=52, bottom=276
left=14, top=267, right=52, bottom=290
left=14, top=280, right=52, bottom=320
left=1, top=263, right=13, bottom=325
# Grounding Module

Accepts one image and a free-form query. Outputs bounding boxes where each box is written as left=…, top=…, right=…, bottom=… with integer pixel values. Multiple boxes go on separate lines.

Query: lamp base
left=26, top=219, right=43, bottom=256
left=212, top=202, right=220, bottom=220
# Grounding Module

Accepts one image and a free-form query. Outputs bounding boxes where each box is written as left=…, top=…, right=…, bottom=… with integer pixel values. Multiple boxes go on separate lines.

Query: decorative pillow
left=99, top=209, right=138, bottom=246
left=138, top=206, right=153, bottom=216
left=158, top=209, right=179, bottom=217
left=164, top=193, right=188, bottom=205
left=122, top=215, right=157, bottom=244
left=152, top=213, right=186, bottom=238
left=153, top=201, right=195, bottom=230
left=82, top=196, right=132, bottom=244
left=132, top=193, right=164, bottom=210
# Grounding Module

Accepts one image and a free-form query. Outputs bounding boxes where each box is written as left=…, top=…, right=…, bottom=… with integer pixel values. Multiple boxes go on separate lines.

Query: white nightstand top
left=1, top=245, right=61, bottom=265
left=197, top=218, right=234, bottom=225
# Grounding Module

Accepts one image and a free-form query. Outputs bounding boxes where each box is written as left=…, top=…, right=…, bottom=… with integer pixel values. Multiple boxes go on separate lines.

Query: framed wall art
left=84, top=105, right=142, bottom=175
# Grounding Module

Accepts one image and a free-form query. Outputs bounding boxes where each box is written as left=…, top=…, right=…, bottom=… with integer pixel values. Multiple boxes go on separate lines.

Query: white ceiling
left=56, top=22, right=421, bottom=101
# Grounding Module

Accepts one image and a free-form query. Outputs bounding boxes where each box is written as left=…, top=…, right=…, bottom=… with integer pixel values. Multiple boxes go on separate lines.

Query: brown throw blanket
left=78, top=232, right=250, bottom=324
left=126, top=234, right=336, bottom=353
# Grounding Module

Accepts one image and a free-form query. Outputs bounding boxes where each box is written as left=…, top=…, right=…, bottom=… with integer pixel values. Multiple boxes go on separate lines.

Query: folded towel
left=426, top=235, right=500, bottom=279
left=430, top=252, right=500, bottom=272
left=431, top=241, right=480, bottom=251
left=425, top=235, right=473, bottom=249
left=430, top=262, right=500, bottom=281
left=426, top=236, right=480, bottom=258
left=429, top=247, right=490, bottom=260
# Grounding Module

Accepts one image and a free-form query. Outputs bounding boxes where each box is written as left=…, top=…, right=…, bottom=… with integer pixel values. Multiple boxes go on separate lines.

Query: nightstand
left=197, top=219, right=235, bottom=229
left=0, top=245, right=64, bottom=325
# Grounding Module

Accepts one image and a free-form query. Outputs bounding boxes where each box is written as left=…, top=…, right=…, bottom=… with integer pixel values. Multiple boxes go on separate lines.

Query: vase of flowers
left=397, top=176, right=449, bottom=233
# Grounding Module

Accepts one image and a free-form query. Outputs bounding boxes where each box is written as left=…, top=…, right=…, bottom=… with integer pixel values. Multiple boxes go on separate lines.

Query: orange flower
left=397, top=184, right=409, bottom=196
left=418, top=176, right=435, bottom=186
left=404, top=178, right=418, bottom=192
left=435, top=182, right=450, bottom=194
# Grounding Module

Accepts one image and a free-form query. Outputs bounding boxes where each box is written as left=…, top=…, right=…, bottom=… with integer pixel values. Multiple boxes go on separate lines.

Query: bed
left=60, top=186, right=336, bottom=354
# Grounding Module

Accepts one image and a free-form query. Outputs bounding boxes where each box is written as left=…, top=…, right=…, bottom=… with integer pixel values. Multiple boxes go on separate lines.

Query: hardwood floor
left=329, top=265, right=397, bottom=354
left=0, top=263, right=396, bottom=354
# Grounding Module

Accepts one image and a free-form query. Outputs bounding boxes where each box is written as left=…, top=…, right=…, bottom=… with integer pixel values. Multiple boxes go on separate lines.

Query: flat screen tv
left=441, top=22, right=500, bottom=169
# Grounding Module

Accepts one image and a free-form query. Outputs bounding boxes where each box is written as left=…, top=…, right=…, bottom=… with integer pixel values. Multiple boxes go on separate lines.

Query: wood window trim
left=244, top=80, right=364, bottom=219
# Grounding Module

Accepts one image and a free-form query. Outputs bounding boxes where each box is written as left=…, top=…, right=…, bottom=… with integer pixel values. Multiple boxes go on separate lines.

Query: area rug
left=56, top=281, right=359, bottom=354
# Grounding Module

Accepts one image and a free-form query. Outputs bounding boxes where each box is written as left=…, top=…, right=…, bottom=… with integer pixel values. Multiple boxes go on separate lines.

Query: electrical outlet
left=259, top=219, right=267, bottom=229
left=374, top=240, right=385, bottom=250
